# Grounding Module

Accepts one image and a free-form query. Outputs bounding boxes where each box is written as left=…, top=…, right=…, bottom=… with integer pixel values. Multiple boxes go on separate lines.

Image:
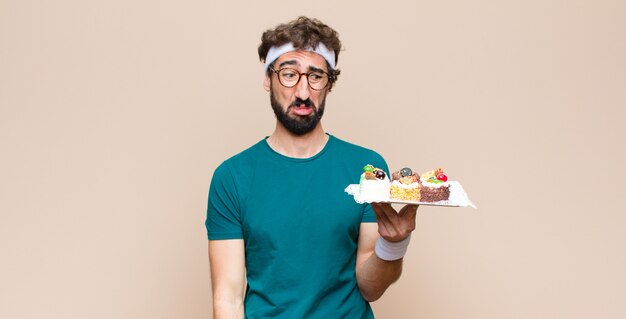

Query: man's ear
left=263, top=74, right=270, bottom=92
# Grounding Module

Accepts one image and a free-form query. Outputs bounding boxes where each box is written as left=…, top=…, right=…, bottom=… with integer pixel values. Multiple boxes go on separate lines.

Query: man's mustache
left=289, top=98, right=314, bottom=108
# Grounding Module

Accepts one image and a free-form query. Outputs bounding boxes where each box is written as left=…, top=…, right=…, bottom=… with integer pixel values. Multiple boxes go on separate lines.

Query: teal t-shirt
left=206, top=134, right=388, bottom=318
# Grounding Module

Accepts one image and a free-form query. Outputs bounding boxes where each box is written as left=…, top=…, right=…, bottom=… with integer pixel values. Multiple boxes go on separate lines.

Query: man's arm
left=356, top=203, right=417, bottom=302
left=209, top=239, right=245, bottom=319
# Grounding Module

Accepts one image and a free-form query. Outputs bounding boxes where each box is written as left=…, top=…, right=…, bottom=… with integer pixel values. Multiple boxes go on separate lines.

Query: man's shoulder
left=328, top=134, right=388, bottom=172
left=224, top=138, right=267, bottom=162
left=330, top=134, right=385, bottom=158
left=214, top=138, right=267, bottom=175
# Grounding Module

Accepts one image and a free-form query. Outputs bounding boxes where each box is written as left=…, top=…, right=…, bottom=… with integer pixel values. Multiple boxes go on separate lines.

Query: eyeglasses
left=270, top=67, right=330, bottom=91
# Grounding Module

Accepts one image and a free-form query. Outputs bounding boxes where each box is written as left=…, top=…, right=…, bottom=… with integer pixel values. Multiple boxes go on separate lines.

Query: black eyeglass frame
left=269, top=67, right=334, bottom=91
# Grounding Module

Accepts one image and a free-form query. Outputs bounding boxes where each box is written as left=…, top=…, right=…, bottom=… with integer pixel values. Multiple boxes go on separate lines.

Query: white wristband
left=374, top=235, right=412, bottom=261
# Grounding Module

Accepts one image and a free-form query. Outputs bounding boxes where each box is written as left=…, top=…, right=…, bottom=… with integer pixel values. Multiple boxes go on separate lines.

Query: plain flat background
left=1, top=0, right=625, bottom=318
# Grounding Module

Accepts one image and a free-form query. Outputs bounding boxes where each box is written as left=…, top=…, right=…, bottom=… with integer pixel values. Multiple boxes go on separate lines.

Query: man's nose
left=294, top=74, right=311, bottom=100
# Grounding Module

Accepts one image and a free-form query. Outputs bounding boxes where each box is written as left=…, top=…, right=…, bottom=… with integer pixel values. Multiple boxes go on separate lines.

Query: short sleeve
left=361, top=151, right=389, bottom=223
left=206, top=162, right=243, bottom=240
left=362, top=203, right=377, bottom=223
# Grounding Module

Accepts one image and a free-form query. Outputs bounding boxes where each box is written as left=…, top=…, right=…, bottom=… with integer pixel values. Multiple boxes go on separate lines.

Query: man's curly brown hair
left=258, top=16, right=342, bottom=89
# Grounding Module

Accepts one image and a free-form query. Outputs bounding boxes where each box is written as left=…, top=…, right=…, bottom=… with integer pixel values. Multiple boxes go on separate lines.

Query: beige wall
left=1, top=0, right=625, bottom=318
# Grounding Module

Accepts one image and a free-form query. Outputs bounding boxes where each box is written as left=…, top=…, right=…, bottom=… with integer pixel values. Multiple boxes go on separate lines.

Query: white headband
left=264, top=42, right=336, bottom=72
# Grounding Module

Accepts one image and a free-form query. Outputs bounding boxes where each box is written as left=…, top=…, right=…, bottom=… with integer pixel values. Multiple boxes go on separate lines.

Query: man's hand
left=371, top=203, right=418, bottom=242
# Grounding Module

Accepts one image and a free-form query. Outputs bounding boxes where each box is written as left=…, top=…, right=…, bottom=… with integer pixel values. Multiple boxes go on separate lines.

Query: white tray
left=344, top=181, right=477, bottom=208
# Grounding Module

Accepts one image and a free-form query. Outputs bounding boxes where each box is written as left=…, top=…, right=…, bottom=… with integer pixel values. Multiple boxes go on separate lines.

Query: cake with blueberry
left=391, top=167, right=451, bottom=202
left=359, top=164, right=390, bottom=201
left=390, top=167, right=421, bottom=201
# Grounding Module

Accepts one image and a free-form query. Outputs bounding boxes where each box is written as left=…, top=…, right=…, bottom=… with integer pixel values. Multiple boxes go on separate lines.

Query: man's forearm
left=356, top=252, right=403, bottom=302
left=213, top=298, right=244, bottom=319
left=209, top=240, right=246, bottom=319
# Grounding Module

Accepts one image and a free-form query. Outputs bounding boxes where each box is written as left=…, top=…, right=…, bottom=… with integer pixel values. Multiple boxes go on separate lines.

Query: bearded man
left=206, top=16, right=417, bottom=318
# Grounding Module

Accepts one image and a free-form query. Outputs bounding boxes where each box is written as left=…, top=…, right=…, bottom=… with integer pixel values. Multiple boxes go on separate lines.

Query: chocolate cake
left=419, top=182, right=451, bottom=202
left=418, top=168, right=451, bottom=202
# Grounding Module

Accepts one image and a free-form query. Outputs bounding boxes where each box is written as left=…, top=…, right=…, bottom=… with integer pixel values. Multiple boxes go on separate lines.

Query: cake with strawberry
left=418, top=168, right=451, bottom=202
left=359, top=164, right=390, bottom=201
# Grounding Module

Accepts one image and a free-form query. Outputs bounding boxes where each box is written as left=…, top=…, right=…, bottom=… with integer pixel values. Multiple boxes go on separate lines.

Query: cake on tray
left=417, top=168, right=451, bottom=202
left=359, top=164, right=390, bottom=201
left=390, top=167, right=421, bottom=201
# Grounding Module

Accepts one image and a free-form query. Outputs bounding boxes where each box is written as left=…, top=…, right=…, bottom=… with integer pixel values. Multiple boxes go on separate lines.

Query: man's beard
left=270, top=89, right=326, bottom=136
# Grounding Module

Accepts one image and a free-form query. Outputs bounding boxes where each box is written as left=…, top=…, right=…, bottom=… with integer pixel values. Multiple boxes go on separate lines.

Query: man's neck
left=266, top=124, right=329, bottom=158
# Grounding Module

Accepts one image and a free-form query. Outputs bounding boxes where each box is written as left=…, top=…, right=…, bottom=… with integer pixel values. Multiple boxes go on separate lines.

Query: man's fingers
left=371, top=203, right=396, bottom=237
left=372, top=203, right=418, bottom=240
left=373, top=202, right=400, bottom=222
left=399, top=204, right=419, bottom=218
left=397, top=204, right=418, bottom=233
left=372, top=202, right=393, bottom=222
